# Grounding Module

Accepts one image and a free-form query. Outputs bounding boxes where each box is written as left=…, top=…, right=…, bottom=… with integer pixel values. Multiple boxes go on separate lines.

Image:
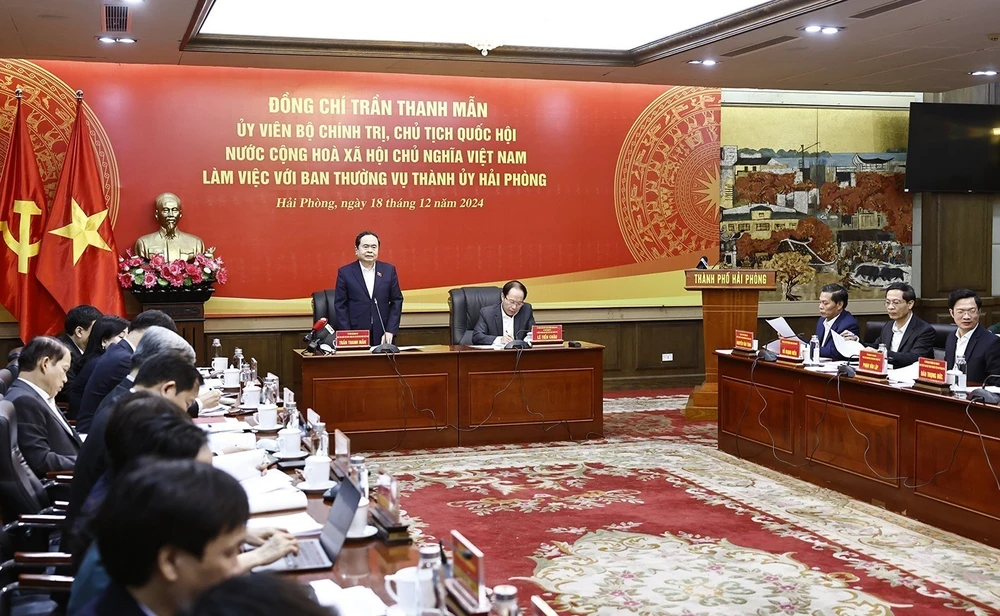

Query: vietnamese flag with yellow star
left=0, top=96, right=64, bottom=342
left=37, top=101, right=124, bottom=317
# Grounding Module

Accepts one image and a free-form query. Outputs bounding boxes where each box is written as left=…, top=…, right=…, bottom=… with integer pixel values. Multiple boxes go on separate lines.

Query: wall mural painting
left=718, top=106, right=911, bottom=302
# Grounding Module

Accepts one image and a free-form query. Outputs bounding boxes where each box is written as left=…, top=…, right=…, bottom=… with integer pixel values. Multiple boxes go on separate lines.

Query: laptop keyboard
left=289, top=539, right=329, bottom=569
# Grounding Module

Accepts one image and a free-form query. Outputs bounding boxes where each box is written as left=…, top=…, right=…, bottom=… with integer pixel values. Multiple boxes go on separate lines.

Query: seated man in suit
left=869, top=282, right=936, bottom=368
left=944, top=288, right=1000, bottom=384
left=4, top=336, right=82, bottom=477
left=77, top=309, right=176, bottom=434
left=815, top=283, right=860, bottom=360
left=472, top=280, right=537, bottom=346
left=66, top=344, right=203, bottom=553
left=333, top=230, right=404, bottom=346
left=77, top=460, right=252, bottom=616
left=56, top=304, right=102, bottom=402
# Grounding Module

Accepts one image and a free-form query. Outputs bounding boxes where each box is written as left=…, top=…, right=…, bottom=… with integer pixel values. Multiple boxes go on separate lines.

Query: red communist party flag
left=0, top=92, right=64, bottom=342
left=37, top=98, right=125, bottom=317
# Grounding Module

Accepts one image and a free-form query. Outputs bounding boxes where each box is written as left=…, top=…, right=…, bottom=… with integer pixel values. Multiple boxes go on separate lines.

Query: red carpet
left=373, top=391, right=1000, bottom=615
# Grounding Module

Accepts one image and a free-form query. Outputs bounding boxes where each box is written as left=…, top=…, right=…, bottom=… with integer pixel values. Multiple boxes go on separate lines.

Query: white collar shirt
left=822, top=315, right=838, bottom=345
left=16, top=378, right=75, bottom=437
left=360, top=261, right=376, bottom=298
left=891, top=314, right=913, bottom=352
left=956, top=325, right=978, bottom=360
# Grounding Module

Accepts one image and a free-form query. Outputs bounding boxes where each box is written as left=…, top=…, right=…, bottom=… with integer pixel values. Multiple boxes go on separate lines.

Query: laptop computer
left=252, top=477, right=362, bottom=573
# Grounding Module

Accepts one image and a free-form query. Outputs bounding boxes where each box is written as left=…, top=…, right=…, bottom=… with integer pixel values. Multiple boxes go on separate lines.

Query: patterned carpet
left=370, top=390, right=1000, bottom=615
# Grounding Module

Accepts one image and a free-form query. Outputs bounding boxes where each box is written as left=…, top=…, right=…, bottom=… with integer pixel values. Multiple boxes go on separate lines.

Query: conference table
left=717, top=352, right=1000, bottom=548
left=292, top=342, right=604, bottom=451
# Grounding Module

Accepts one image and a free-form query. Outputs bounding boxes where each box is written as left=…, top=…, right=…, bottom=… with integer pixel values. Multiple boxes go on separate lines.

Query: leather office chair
left=863, top=321, right=886, bottom=345
left=0, top=402, right=48, bottom=522
left=311, top=289, right=336, bottom=324
left=931, top=323, right=957, bottom=361
left=0, top=370, right=11, bottom=397
left=448, top=287, right=502, bottom=345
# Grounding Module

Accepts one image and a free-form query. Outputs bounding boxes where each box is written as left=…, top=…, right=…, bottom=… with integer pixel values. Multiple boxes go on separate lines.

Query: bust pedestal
left=129, top=286, right=214, bottom=363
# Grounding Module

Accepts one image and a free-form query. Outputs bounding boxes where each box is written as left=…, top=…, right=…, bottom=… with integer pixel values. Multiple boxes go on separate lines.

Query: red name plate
left=451, top=530, right=485, bottom=605
left=335, top=330, right=370, bottom=348
left=858, top=349, right=887, bottom=374
left=531, top=324, right=563, bottom=343
left=734, top=329, right=755, bottom=350
left=779, top=337, right=802, bottom=359
left=917, top=357, right=948, bottom=384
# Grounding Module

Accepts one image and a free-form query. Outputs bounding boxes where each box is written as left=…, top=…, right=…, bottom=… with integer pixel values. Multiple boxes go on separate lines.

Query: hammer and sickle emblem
left=0, top=200, right=42, bottom=274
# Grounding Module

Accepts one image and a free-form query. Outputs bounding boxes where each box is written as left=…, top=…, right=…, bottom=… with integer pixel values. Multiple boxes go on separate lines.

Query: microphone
left=371, top=298, right=400, bottom=354
left=304, top=317, right=329, bottom=343
left=837, top=364, right=856, bottom=377
left=756, top=337, right=780, bottom=362
left=504, top=329, right=533, bottom=350
left=969, top=374, right=1000, bottom=404
left=696, top=256, right=709, bottom=270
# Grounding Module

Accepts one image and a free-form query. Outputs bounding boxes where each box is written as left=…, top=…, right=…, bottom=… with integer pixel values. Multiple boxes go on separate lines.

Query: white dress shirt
left=890, top=314, right=912, bottom=352
left=822, top=316, right=838, bottom=345
left=956, top=325, right=978, bottom=360
left=493, top=310, right=516, bottom=345
left=360, top=262, right=376, bottom=298
left=16, top=377, right=75, bottom=438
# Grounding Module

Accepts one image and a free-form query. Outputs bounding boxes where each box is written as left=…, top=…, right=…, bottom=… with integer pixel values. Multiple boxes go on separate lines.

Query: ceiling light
left=821, top=26, right=841, bottom=34
left=971, top=70, right=998, bottom=76
left=117, top=37, right=136, bottom=43
left=804, top=25, right=822, bottom=33
left=687, top=60, right=702, bottom=64
left=98, top=36, right=116, bottom=43
left=701, top=59, right=717, bottom=66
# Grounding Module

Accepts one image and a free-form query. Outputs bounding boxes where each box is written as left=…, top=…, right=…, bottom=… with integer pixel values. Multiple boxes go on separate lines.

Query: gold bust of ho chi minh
left=133, top=192, right=206, bottom=261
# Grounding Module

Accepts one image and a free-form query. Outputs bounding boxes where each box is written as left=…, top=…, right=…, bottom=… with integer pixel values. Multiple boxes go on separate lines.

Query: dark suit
left=872, top=315, right=936, bottom=368
left=333, top=261, right=403, bottom=345
left=945, top=325, right=1000, bottom=385
left=472, top=303, right=536, bottom=345
left=56, top=332, right=84, bottom=403
left=77, top=340, right=132, bottom=434
left=65, top=378, right=133, bottom=554
left=815, top=310, right=861, bottom=360
left=4, top=379, right=81, bottom=478
left=74, top=578, right=147, bottom=616
left=68, top=356, right=100, bottom=421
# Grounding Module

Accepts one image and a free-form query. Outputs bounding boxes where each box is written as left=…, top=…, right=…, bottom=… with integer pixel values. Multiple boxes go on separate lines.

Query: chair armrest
left=16, top=574, right=73, bottom=590
left=44, top=471, right=73, bottom=479
left=52, top=500, right=68, bottom=509
left=14, top=553, right=72, bottom=566
left=17, top=515, right=66, bottom=525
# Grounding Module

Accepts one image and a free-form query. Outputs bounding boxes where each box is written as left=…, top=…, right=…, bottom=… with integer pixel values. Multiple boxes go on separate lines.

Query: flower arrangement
left=118, top=250, right=228, bottom=290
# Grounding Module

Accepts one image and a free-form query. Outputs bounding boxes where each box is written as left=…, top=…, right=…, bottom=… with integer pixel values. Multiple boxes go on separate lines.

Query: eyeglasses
left=884, top=300, right=908, bottom=307
left=503, top=296, right=524, bottom=307
left=358, top=244, right=378, bottom=250
left=953, top=308, right=979, bottom=317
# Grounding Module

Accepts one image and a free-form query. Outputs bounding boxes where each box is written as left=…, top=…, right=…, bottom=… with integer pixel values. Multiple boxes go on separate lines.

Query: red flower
left=141, top=273, right=158, bottom=288
left=216, top=268, right=228, bottom=285
left=149, top=254, right=166, bottom=269
left=117, top=272, right=133, bottom=288
left=185, top=262, right=201, bottom=277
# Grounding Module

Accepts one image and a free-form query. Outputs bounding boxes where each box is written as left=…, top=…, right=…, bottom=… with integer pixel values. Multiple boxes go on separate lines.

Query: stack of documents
left=310, top=580, right=388, bottom=615
left=247, top=511, right=323, bottom=536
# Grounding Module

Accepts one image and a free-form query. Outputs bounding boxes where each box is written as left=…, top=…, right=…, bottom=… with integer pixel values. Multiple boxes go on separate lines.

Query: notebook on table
left=252, top=477, right=362, bottom=573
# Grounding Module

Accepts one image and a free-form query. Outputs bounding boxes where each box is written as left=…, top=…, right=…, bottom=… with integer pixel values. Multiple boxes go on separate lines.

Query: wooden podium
left=683, top=269, right=776, bottom=421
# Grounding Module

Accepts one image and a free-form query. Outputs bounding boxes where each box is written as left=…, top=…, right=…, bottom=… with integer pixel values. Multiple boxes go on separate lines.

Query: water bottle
left=232, top=347, right=244, bottom=369
left=286, top=400, right=300, bottom=429
left=418, top=544, right=441, bottom=612
left=211, top=338, right=222, bottom=358
left=809, top=335, right=820, bottom=364
left=350, top=455, right=369, bottom=499
left=956, top=354, right=968, bottom=388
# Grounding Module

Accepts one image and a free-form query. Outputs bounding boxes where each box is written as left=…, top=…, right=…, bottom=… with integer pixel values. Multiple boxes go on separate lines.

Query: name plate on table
left=335, top=330, right=370, bottom=348
left=448, top=530, right=486, bottom=612
left=913, top=357, right=951, bottom=394
left=531, top=324, right=563, bottom=344
left=857, top=349, right=888, bottom=380
left=778, top=337, right=803, bottom=363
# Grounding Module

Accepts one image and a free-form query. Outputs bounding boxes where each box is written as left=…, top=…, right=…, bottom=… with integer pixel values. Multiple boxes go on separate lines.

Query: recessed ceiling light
left=971, top=70, right=998, bottom=76
left=117, top=37, right=136, bottom=43
left=804, top=25, right=822, bottom=33
left=687, top=60, right=702, bottom=64
left=821, top=26, right=841, bottom=34
left=701, top=59, right=717, bottom=66
left=98, top=36, right=116, bottom=43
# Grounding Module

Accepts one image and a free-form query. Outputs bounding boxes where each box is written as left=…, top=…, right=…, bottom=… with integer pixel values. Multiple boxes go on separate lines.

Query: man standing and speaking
left=334, top=231, right=404, bottom=346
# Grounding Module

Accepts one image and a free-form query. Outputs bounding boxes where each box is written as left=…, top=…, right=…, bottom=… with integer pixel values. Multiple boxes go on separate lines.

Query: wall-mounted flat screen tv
left=906, top=102, right=1000, bottom=193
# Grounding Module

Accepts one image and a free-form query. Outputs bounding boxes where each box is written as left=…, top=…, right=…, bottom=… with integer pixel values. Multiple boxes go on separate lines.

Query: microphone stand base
left=504, top=340, right=530, bottom=350
left=371, top=343, right=400, bottom=354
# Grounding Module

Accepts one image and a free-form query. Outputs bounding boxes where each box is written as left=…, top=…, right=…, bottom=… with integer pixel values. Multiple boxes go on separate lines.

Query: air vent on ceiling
left=721, top=36, right=798, bottom=58
left=850, top=0, right=924, bottom=19
left=102, top=4, right=131, bottom=33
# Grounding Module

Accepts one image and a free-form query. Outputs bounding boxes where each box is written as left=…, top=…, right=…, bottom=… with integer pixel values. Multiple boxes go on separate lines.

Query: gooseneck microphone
left=304, top=317, right=328, bottom=343
left=371, top=298, right=400, bottom=354
left=305, top=317, right=334, bottom=355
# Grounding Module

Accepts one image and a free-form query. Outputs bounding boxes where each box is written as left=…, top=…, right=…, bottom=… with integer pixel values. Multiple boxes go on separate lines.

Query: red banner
left=0, top=59, right=721, bottom=315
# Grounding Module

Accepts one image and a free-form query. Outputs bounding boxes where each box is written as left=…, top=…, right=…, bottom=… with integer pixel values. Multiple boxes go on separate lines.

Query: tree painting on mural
left=718, top=105, right=912, bottom=302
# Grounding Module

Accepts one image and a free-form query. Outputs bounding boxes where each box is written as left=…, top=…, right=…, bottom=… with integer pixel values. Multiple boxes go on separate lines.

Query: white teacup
left=277, top=428, right=301, bottom=455
left=212, top=357, right=227, bottom=373
left=303, top=455, right=330, bottom=486
left=255, top=404, right=278, bottom=429
left=384, top=566, right=422, bottom=616
left=348, top=497, right=369, bottom=537
left=242, top=385, right=261, bottom=407
left=223, top=368, right=240, bottom=388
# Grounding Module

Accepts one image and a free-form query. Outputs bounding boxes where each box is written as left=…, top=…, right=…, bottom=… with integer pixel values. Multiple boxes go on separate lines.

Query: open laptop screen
left=319, top=477, right=362, bottom=562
